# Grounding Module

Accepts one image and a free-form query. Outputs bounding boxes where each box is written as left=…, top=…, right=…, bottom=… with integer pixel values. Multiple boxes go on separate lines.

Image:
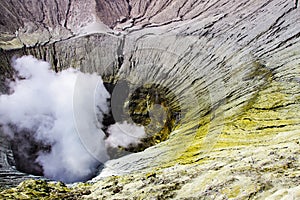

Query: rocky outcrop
left=1, top=0, right=300, bottom=199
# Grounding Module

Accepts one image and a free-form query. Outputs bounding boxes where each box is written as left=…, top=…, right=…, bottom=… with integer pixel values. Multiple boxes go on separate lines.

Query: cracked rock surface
left=1, top=0, right=300, bottom=199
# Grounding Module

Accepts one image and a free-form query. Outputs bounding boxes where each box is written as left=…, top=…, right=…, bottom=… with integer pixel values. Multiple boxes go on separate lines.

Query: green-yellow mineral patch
left=0, top=179, right=91, bottom=199
left=165, top=78, right=300, bottom=168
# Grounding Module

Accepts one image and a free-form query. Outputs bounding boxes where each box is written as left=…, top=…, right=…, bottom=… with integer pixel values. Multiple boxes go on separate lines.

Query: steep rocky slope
left=1, top=0, right=300, bottom=199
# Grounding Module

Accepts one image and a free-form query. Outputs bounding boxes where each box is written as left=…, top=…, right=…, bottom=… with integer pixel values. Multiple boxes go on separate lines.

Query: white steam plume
left=0, top=56, right=109, bottom=183
left=105, top=121, right=146, bottom=148
left=0, top=55, right=148, bottom=183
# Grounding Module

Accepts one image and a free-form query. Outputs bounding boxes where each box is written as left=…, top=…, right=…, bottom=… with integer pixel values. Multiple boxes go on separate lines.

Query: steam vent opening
left=6, top=76, right=181, bottom=181
left=103, top=80, right=181, bottom=158
left=1, top=0, right=300, bottom=199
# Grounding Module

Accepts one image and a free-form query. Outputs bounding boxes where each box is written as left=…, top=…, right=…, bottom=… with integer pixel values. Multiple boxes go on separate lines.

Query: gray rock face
left=1, top=0, right=300, bottom=198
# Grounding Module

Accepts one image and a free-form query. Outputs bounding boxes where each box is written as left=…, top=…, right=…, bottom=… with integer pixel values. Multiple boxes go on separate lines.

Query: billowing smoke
left=105, top=121, right=146, bottom=148
left=0, top=56, right=146, bottom=183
